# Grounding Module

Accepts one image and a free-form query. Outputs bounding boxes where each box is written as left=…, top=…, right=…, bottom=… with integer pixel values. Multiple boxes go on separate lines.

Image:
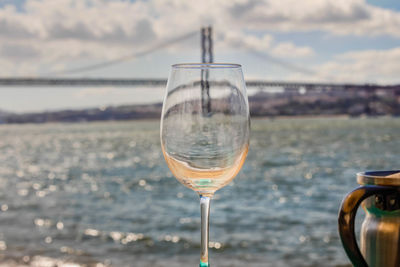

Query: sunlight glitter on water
left=0, top=118, right=399, bottom=266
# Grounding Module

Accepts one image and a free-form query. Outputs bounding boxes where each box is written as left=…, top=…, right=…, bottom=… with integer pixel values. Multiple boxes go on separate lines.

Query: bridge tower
left=201, top=26, right=213, bottom=63
left=201, top=26, right=213, bottom=115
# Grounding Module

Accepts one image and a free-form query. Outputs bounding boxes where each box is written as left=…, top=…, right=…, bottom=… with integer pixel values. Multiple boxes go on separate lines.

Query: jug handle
left=338, top=185, right=397, bottom=267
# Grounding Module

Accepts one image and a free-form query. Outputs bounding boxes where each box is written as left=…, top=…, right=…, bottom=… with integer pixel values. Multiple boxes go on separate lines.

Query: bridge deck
left=0, top=77, right=393, bottom=89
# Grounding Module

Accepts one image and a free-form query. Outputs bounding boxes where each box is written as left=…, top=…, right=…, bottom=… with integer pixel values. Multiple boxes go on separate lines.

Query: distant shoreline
left=1, top=85, right=399, bottom=124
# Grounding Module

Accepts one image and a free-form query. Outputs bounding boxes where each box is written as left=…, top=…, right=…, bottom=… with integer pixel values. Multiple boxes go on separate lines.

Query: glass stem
left=200, top=194, right=211, bottom=267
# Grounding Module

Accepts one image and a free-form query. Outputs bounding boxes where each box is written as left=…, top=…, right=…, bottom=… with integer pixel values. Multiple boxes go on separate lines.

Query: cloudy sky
left=1, top=0, right=400, bottom=112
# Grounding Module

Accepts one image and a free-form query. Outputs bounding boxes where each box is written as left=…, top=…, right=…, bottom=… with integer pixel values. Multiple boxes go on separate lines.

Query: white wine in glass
left=160, top=63, right=250, bottom=267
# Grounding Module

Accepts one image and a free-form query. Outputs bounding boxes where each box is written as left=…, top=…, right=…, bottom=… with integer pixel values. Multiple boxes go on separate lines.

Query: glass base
left=200, top=261, right=209, bottom=267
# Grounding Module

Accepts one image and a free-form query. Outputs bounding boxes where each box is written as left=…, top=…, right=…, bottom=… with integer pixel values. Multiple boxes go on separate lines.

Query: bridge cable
left=246, top=48, right=339, bottom=82
left=247, top=48, right=315, bottom=75
left=43, top=30, right=198, bottom=76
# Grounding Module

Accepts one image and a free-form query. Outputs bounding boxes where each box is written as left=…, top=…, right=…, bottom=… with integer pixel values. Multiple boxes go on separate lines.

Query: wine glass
left=160, top=63, right=250, bottom=266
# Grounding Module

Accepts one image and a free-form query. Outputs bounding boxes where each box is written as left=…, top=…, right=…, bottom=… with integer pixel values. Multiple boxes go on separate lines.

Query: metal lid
left=357, top=170, right=400, bottom=186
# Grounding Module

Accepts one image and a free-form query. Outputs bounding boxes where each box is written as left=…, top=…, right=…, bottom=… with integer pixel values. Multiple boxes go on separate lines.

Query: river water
left=0, top=117, right=399, bottom=266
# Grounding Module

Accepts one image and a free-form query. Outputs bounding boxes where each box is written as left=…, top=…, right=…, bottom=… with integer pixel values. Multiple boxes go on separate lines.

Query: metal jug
left=338, top=170, right=400, bottom=267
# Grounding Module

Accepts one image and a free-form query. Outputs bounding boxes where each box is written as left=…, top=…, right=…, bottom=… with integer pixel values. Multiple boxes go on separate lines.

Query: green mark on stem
left=196, top=179, right=212, bottom=186
left=200, top=261, right=209, bottom=267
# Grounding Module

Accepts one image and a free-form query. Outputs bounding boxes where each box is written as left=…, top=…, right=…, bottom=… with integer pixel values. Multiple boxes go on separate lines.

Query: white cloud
left=289, top=47, right=400, bottom=84
left=0, top=0, right=399, bottom=78
left=216, top=31, right=273, bottom=51
left=325, top=47, right=400, bottom=84
left=227, top=0, right=400, bottom=37
left=271, top=42, right=314, bottom=58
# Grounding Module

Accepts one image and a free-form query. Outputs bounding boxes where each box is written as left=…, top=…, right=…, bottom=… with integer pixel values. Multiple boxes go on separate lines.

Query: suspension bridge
left=0, top=27, right=394, bottom=91
left=0, top=77, right=392, bottom=92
